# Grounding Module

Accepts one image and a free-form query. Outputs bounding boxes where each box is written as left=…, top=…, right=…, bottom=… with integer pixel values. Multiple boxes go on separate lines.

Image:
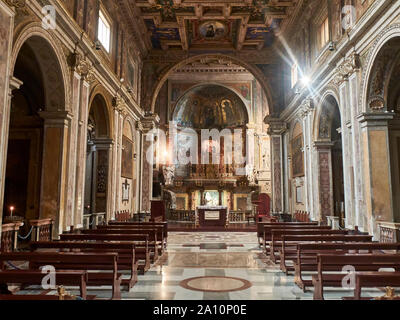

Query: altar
left=196, top=206, right=228, bottom=228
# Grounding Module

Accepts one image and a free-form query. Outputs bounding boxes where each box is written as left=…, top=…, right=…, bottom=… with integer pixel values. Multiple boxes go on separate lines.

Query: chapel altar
left=196, top=206, right=228, bottom=228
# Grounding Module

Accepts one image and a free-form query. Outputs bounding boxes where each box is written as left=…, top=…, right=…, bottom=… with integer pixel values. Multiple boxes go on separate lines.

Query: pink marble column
left=314, top=141, right=335, bottom=223
left=266, top=118, right=287, bottom=214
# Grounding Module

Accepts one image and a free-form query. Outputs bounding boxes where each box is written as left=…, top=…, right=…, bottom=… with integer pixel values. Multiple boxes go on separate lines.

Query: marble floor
left=15, top=232, right=389, bottom=300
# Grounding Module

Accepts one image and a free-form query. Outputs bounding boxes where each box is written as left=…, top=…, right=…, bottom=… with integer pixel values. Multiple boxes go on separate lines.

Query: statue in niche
left=163, top=165, right=175, bottom=186
left=246, top=165, right=257, bottom=185
left=221, top=99, right=235, bottom=125
left=319, top=112, right=331, bottom=139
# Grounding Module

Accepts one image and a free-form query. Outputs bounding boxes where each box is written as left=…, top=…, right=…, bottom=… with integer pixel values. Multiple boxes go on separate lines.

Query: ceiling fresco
left=134, top=0, right=298, bottom=51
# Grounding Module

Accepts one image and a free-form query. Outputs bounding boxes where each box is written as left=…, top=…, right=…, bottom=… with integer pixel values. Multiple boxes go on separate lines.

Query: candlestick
left=10, top=206, right=14, bottom=217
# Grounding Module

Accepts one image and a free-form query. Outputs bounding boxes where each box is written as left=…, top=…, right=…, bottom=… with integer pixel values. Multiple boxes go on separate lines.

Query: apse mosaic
left=172, top=85, right=248, bottom=129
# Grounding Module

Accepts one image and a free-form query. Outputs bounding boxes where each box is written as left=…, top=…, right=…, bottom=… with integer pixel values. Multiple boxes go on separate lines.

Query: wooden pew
left=268, top=229, right=347, bottom=262
left=0, top=294, right=80, bottom=300
left=292, top=240, right=393, bottom=290
left=98, top=224, right=167, bottom=250
left=280, top=235, right=375, bottom=274
left=263, top=225, right=332, bottom=253
left=85, top=228, right=163, bottom=259
left=59, top=233, right=151, bottom=273
left=30, top=241, right=138, bottom=290
left=0, top=270, right=87, bottom=299
left=344, top=272, right=400, bottom=300
left=0, top=252, right=122, bottom=300
left=257, top=222, right=318, bottom=244
left=109, top=222, right=168, bottom=248
left=312, top=254, right=400, bottom=300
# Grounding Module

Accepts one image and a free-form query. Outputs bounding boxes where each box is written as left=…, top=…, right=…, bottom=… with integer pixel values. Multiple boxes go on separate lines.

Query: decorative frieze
left=333, top=52, right=361, bottom=86
left=265, top=117, right=288, bottom=135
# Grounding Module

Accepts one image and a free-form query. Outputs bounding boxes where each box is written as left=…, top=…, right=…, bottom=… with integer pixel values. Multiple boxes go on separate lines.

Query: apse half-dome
left=172, top=85, right=248, bottom=129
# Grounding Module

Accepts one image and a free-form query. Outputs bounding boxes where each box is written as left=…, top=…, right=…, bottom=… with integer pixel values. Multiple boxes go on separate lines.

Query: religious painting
left=292, top=134, right=304, bottom=177
left=199, top=21, right=228, bottom=41
left=144, top=19, right=181, bottom=49
left=246, top=27, right=275, bottom=47
left=122, top=135, right=133, bottom=179
left=203, top=191, right=219, bottom=207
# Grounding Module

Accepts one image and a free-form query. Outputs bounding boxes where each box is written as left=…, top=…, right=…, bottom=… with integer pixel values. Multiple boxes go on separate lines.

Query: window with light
left=98, top=10, right=111, bottom=53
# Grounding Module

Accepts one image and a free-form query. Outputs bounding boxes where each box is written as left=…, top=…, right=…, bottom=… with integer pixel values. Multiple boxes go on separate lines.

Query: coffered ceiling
left=129, top=0, right=300, bottom=52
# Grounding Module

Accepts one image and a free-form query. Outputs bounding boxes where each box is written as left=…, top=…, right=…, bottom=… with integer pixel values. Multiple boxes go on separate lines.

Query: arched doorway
left=362, top=35, right=400, bottom=228
left=315, top=95, right=345, bottom=225
left=84, top=94, right=111, bottom=218
left=3, top=35, right=66, bottom=234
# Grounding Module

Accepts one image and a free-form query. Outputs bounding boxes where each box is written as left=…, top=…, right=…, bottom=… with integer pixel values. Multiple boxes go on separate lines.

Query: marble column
left=349, top=73, right=365, bottom=229
left=0, top=2, right=15, bottom=247
left=135, top=121, right=143, bottom=212
left=314, top=141, right=335, bottom=223
left=140, top=114, right=160, bottom=213
left=334, top=52, right=362, bottom=228
left=338, top=80, right=354, bottom=228
left=358, top=112, right=395, bottom=236
left=39, top=111, right=72, bottom=236
left=265, top=118, right=288, bottom=213
left=73, top=75, right=90, bottom=228
left=63, top=71, right=81, bottom=231
left=299, top=99, right=314, bottom=216
left=110, top=98, right=124, bottom=220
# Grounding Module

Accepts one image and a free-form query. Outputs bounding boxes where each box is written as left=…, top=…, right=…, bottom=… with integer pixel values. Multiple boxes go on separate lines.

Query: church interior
left=1, top=0, right=400, bottom=301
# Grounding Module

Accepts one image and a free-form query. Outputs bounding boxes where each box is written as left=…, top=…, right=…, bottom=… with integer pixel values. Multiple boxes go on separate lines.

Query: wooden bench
left=0, top=294, right=80, bottom=300
left=30, top=241, right=138, bottom=290
left=87, top=227, right=163, bottom=258
left=98, top=224, right=167, bottom=251
left=0, top=252, right=122, bottom=299
left=257, top=222, right=318, bottom=244
left=268, top=229, right=347, bottom=262
left=59, top=233, right=151, bottom=273
left=0, top=270, right=87, bottom=299
left=312, top=254, right=400, bottom=300
left=344, top=272, right=400, bottom=300
left=109, top=222, right=168, bottom=248
left=279, top=235, right=375, bottom=274
left=291, top=240, right=391, bottom=290
left=263, top=225, right=332, bottom=253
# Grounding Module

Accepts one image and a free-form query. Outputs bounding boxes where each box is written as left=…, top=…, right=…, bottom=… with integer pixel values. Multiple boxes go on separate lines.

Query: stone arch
left=360, top=24, right=400, bottom=113
left=170, top=82, right=253, bottom=123
left=149, top=54, right=275, bottom=115
left=313, top=89, right=342, bottom=142
left=10, top=23, right=69, bottom=111
left=170, top=84, right=250, bottom=128
left=313, top=92, right=345, bottom=225
left=88, top=85, right=113, bottom=138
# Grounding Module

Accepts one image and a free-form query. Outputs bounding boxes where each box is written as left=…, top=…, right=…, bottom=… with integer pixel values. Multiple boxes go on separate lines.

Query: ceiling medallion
left=198, top=21, right=228, bottom=41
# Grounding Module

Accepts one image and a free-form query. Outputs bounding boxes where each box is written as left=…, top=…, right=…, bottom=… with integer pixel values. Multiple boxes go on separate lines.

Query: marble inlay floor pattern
left=14, top=232, right=390, bottom=300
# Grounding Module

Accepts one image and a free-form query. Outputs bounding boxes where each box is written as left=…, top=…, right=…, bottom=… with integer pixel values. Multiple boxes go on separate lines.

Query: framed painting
left=122, top=135, right=133, bottom=179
